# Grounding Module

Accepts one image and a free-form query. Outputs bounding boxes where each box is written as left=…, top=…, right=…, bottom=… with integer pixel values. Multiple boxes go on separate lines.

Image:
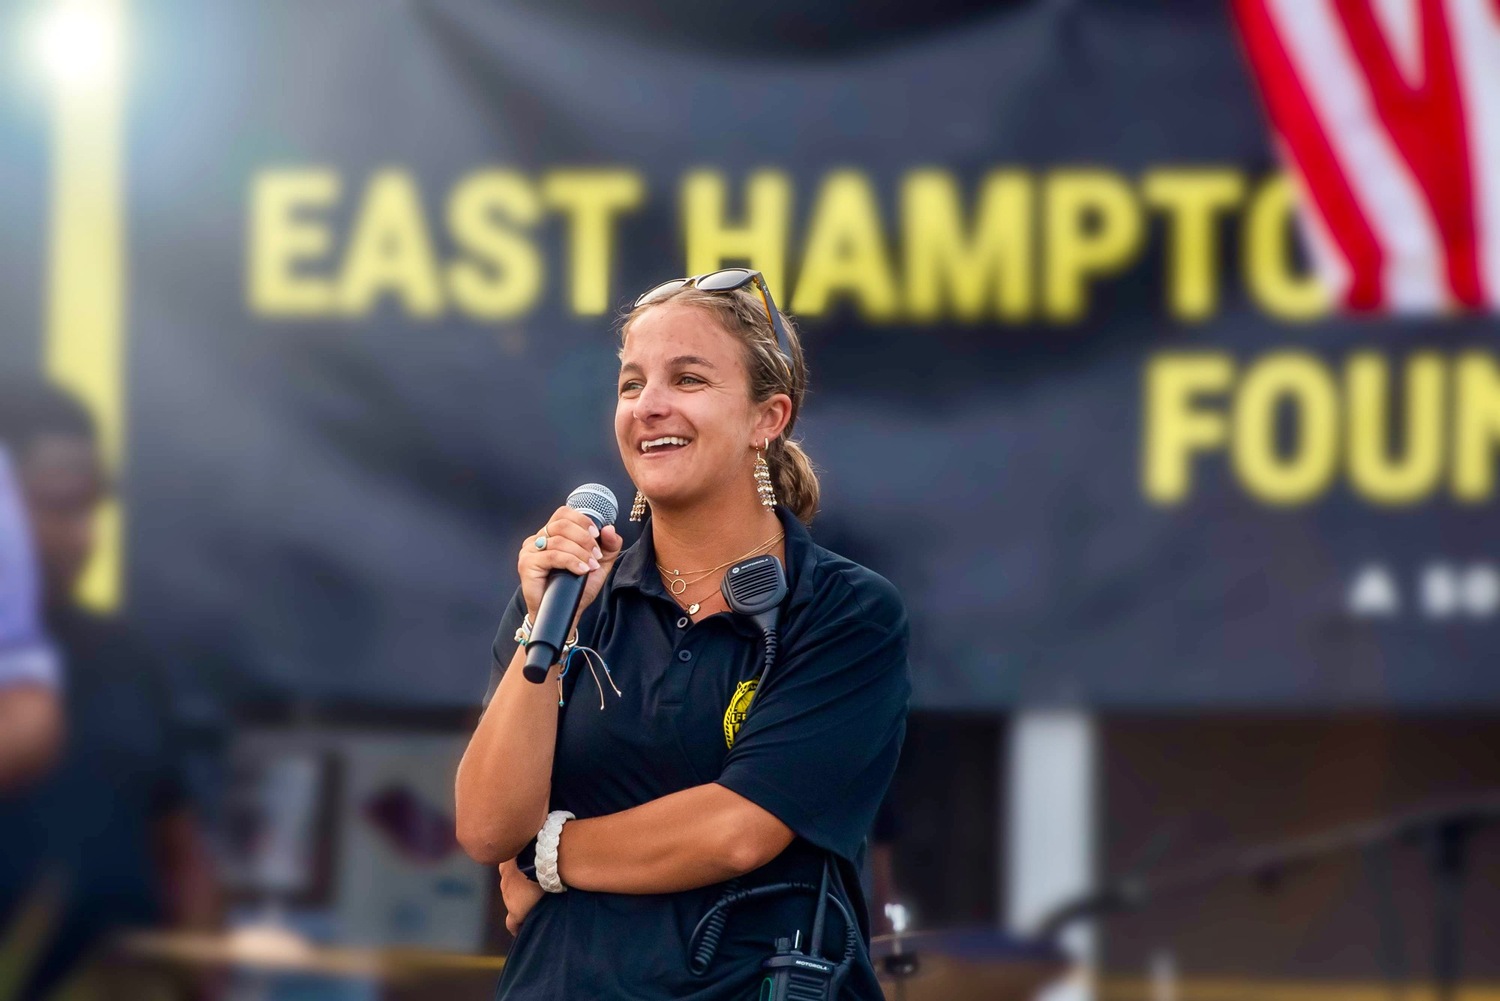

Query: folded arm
left=555, top=782, right=794, bottom=894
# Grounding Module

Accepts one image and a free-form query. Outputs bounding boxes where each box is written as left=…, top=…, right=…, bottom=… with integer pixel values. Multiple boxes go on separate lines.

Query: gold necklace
left=656, top=531, right=783, bottom=615
left=656, top=531, right=782, bottom=590
left=675, top=583, right=726, bottom=618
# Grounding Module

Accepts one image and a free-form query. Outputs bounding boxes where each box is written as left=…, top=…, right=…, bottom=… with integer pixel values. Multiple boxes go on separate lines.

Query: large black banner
left=5, top=0, right=1498, bottom=708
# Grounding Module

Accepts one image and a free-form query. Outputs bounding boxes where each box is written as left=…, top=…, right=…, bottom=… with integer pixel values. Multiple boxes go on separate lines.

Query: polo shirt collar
left=612, top=506, right=820, bottom=613
left=611, top=518, right=666, bottom=598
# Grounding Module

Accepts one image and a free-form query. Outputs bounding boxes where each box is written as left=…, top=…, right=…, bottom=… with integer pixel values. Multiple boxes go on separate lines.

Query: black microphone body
left=523, top=484, right=618, bottom=683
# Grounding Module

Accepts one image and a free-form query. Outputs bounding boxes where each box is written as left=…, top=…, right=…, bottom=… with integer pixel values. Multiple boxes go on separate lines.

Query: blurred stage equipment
left=117, top=921, right=1070, bottom=1000
left=1038, top=794, right=1500, bottom=1001
left=874, top=899, right=1069, bottom=1001
left=116, top=928, right=505, bottom=979
left=871, top=925, right=1068, bottom=1001
left=222, top=751, right=328, bottom=901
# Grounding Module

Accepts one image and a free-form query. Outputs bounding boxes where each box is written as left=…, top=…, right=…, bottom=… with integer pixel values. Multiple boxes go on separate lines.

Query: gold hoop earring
left=754, top=439, right=776, bottom=510
left=630, top=490, right=648, bottom=522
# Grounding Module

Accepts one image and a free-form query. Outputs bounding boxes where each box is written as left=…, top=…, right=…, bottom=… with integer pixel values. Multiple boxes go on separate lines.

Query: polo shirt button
left=677, top=617, right=689, bottom=629
left=677, top=650, right=692, bottom=662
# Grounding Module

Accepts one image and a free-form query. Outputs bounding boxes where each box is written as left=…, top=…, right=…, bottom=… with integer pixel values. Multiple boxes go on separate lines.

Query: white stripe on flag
left=1276, top=137, right=1355, bottom=305
left=1266, top=0, right=1448, bottom=311
left=1447, top=0, right=1500, bottom=308
left=1369, top=0, right=1422, bottom=88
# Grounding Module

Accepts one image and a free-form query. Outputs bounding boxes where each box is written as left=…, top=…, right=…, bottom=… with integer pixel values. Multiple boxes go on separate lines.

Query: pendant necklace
left=677, top=581, right=731, bottom=617
left=657, top=530, right=783, bottom=615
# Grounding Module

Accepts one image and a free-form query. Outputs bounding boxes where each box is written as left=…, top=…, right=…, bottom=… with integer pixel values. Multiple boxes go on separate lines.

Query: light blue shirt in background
left=0, top=445, right=58, bottom=690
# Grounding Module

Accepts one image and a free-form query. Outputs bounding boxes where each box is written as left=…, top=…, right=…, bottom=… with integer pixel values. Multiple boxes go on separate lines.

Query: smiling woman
left=619, top=278, right=818, bottom=529
left=455, top=274, right=910, bottom=1001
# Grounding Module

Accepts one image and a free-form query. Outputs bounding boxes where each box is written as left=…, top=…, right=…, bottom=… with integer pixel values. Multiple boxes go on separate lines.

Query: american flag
left=1233, top=0, right=1500, bottom=312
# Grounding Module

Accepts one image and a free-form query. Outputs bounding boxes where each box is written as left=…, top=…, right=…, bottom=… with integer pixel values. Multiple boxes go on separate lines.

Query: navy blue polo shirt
left=484, top=506, right=910, bottom=1000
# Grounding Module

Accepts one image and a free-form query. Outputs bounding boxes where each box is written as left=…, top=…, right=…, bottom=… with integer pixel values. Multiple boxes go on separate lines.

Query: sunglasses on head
left=633, top=269, right=794, bottom=367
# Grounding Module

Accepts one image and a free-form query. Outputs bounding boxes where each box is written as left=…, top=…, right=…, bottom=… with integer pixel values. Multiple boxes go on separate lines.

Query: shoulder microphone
left=523, top=483, right=618, bottom=684
left=721, top=553, right=787, bottom=695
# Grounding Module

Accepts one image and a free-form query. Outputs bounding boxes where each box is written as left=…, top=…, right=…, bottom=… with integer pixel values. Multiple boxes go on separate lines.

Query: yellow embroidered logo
left=722, top=678, right=758, bottom=748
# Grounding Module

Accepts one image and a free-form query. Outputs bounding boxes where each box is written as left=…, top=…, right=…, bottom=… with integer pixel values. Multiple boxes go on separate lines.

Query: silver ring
left=533, top=533, right=548, bottom=550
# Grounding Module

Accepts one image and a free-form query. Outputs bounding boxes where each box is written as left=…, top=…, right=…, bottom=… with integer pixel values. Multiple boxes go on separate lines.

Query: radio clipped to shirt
left=718, top=556, right=858, bottom=998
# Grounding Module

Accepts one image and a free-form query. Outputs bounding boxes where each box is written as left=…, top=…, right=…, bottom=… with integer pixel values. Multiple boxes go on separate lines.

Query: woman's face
left=616, top=302, right=785, bottom=514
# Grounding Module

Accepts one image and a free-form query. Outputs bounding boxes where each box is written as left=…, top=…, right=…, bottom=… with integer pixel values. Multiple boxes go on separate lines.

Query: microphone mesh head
left=567, top=483, right=619, bottom=527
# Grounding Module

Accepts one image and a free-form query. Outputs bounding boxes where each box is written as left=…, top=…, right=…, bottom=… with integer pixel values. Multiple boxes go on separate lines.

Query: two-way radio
left=720, top=553, right=786, bottom=699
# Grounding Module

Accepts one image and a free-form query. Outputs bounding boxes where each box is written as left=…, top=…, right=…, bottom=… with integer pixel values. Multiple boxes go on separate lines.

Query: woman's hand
left=519, top=507, right=625, bottom=622
left=499, top=858, right=546, bottom=936
left=458, top=512, right=621, bottom=866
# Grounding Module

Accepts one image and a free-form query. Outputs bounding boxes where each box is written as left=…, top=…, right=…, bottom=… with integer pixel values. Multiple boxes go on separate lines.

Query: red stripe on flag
left=1334, top=0, right=1483, bottom=308
left=1232, top=0, right=1385, bottom=310
left=1419, top=0, right=1483, bottom=307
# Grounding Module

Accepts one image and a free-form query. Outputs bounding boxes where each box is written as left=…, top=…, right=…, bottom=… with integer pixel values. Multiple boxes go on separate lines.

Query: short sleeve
left=0, top=447, right=57, bottom=691
left=716, top=571, right=911, bottom=862
left=484, top=587, right=527, bottom=705
left=0, top=645, right=59, bottom=691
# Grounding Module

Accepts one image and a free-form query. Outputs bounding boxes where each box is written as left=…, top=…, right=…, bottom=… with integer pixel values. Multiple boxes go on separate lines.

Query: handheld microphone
left=523, top=483, right=618, bottom=684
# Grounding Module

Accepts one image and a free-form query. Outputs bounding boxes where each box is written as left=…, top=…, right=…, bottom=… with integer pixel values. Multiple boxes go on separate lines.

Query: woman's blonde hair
left=621, top=286, right=820, bottom=524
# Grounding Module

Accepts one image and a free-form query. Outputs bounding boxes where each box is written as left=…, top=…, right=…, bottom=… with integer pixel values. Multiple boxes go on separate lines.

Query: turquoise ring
left=534, top=533, right=547, bottom=550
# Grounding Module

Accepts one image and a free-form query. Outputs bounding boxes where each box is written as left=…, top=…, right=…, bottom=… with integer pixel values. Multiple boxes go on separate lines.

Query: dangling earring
left=630, top=490, right=648, bottom=522
left=754, top=439, right=777, bottom=510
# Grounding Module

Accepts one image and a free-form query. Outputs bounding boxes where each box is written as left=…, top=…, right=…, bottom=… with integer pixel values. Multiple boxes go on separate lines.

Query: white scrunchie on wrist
left=535, top=810, right=575, bottom=893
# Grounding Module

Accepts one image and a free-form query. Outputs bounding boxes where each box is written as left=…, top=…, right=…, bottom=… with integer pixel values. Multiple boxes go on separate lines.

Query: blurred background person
left=0, top=380, right=220, bottom=1001
left=0, top=441, right=61, bottom=793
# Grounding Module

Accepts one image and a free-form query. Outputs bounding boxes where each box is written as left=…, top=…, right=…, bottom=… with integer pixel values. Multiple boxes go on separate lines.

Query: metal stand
left=1038, top=794, right=1500, bottom=999
left=1361, top=843, right=1407, bottom=1000
left=1428, top=820, right=1473, bottom=1001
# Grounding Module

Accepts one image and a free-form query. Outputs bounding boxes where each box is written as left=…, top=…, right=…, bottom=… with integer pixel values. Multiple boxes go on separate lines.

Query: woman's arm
left=544, top=593, right=907, bottom=897
left=455, top=644, right=564, bottom=865
left=555, top=782, right=794, bottom=894
left=0, top=685, right=62, bottom=792
left=455, top=511, right=623, bottom=866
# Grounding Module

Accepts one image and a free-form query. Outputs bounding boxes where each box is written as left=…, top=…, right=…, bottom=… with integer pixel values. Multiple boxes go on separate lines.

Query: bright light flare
left=30, top=0, right=125, bottom=92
